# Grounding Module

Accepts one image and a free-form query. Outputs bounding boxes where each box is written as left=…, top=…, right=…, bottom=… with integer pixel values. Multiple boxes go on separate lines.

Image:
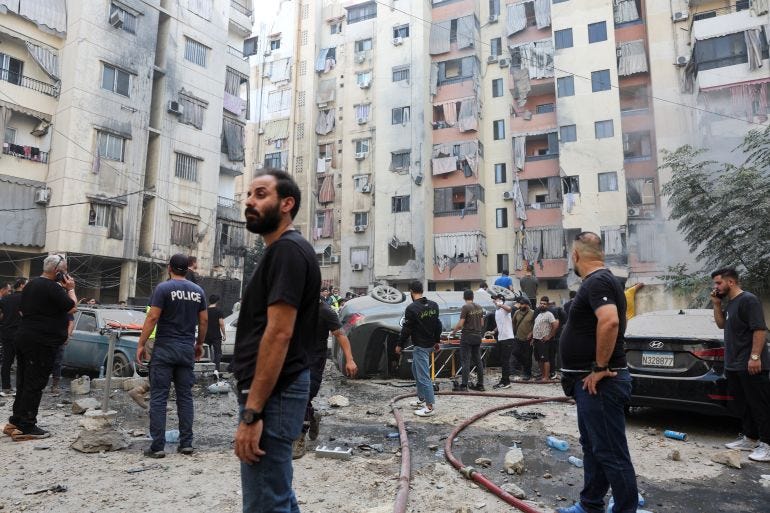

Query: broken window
left=492, top=78, right=504, bottom=97
left=496, top=254, right=509, bottom=274
left=354, top=212, right=368, bottom=226
left=496, top=208, right=508, bottom=228
left=562, top=176, right=580, bottom=194
left=171, top=218, right=197, bottom=247
left=390, top=150, right=411, bottom=171
left=433, top=185, right=484, bottom=216
left=353, top=174, right=370, bottom=192
left=393, top=24, right=409, bottom=38
left=620, top=84, right=649, bottom=112
left=391, top=195, right=410, bottom=213
left=626, top=178, right=656, bottom=206
left=623, top=131, right=652, bottom=160
left=264, top=152, right=282, bottom=168
left=388, top=242, right=415, bottom=267
left=493, top=119, right=505, bottom=140
left=392, top=106, right=410, bottom=124
left=601, top=226, right=627, bottom=256
left=591, top=69, right=611, bottom=92
left=494, top=163, right=506, bottom=184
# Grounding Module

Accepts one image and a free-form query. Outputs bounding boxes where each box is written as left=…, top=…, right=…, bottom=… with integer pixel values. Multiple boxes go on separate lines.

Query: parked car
left=624, top=309, right=736, bottom=416
left=62, top=306, right=147, bottom=377
left=334, top=285, right=512, bottom=379
left=221, top=311, right=238, bottom=361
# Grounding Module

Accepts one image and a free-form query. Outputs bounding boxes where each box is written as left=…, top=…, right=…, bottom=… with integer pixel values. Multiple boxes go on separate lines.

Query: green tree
left=242, top=236, right=265, bottom=293
left=660, top=126, right=770, bottom=295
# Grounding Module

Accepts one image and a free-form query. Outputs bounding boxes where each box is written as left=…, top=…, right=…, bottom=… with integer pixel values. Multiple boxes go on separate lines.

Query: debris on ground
left=314, top=445, right=353, bottom=460
left=501, top=482, right=527, bottom=499
left=358, top=443, right=384, bottom=453
left=328, top=395, right=350, bottom=407
left=474, top=457, right=492, bottom=468
left=207, top=381, right=230, bottom=394
left=760, top=475, right=770, bottom=488
left=668, top=450, right=682, bottom=461
left=503, top=447, right=525, bottom=475
left=23, top=485, right=67, bottom=495
left=70, top=428, right=129, bottom=453
left=711, top=451, right=742, bottom=469
left=499, top=410, right=545, bottom=421
left=71, top=397, right=100, bottom=414
left=126, top=463, right=163, bottom=474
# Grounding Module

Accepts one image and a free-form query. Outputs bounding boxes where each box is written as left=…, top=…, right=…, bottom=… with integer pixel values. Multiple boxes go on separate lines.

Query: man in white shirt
left=492, top=294, right=515, bottom=389
left=532, top=296, right=559, bottom=382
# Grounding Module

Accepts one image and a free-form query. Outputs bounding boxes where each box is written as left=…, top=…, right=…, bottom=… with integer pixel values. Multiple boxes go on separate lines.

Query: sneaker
left=725, top=434, right=759, bottom=451
left=177, top=446, right=194, bottom=456
left=308, top=412, right=321, bottom=441
left=556, top=503, right=589, bottom=513
left=11, top=426, right=50, bottom=442
left=408, top=399, right=425, bottom=408
left=292, top=433, right=306, bottom=459
left=143, top=448, right=166, bottom=459
left=748, top=442, right=770, bottom=462
left=0, top=389, right=15, bottom=397
left=414, top=406, right=435, bottom=417
left=3, top=423, right=17, bottom=436
left=469, top=384, right=486, bottom=392
left=493, top=382, right=511, bottom=390
left=128, top=386, right=149, bottom=409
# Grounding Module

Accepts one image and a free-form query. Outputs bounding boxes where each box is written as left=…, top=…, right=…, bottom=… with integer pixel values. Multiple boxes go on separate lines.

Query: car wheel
left=109, top=352, right=133, bottom=378
left=370, top=285, right=406, bottom=304
left=488, top=285, right=515, bottom=301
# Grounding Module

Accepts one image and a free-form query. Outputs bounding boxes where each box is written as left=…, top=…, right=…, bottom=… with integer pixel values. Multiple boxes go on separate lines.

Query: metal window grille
left=175, top=153, right=199, bottom=181
left=392, top=66, right=410, bottom=82
left=184, top=38, right=208, bottom=67
left=391, top=151, right=410, bottom=169
left=110, top=3, right=137, bottom=33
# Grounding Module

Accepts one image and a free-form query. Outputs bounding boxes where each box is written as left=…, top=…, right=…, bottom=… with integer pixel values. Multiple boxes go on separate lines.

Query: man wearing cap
left=137, top=254, right=208, bottom=458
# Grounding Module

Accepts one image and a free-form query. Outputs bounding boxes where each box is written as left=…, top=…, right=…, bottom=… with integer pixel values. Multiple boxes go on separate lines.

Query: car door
left=66, top=310, right=103, bottom=371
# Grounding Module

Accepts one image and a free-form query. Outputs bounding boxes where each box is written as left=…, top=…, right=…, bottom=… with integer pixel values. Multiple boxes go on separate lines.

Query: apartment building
left=0, top=0, right=252, bottom=302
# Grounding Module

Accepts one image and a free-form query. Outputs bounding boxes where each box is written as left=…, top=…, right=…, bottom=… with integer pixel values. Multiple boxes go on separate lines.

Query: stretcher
left=429, top=334, right=497, bottom=385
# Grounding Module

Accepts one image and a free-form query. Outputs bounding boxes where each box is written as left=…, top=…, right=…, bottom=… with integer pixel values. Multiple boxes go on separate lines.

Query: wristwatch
left=240, top=408, right=264, bottom=425
left=591, top=362, right=609, bottom=373
left=750, top=354, right=761, bottom=361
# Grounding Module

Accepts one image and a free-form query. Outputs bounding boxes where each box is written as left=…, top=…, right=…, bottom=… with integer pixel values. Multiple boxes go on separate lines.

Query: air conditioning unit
left=167, top=100, right=184, bottom=115
left=675, top=55, right=689, bottom=66
left=414, top=174, right=423, bottom=186
left=330, top=255, right=340, bottom=263
left=352, top=263, right=364, bottom=271
left=357, top=117, right=367, bottom=124
left=627, top=207, right=641, bottom=217
left=361, top=184, right=372, bottom=193
left=354, top=225, right=366, bottom=233
left=498, top=58, right=509, bottom=68
left=489, top=14, right=499, bottom=23
left=34, top=188, right=50, bottom=205
left=392, top=37, right=403, bottom=46
left=503, top=191, right=513, bottom=200
left=356, top=53, right=366, bottom=64
left=487, top=55, right=498, bottom=64
left=109, top=9, right=123, bottom=28
left=359, top=81, right=371, bottom=89
left=263, top=49, right=272, bottom=57
left=355, top=151, right=368, bottom=160
left=672, top=10, right=688, bottom=21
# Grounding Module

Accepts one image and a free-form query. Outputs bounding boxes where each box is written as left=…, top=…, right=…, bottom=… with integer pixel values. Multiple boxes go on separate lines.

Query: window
left=346, top=2, right=377, bottom=24
left=588, top=22, right=607, bottom=43
left=353, top=174, right=370, bottom=191
left=490, top=37, right=502, bottom=57
left=355, top=38, right=372, bottom=53
left=693, top=33, right=768, bottom=72
left=392, top=66, right=410, bottom=82
left=270, top=38, right=281, bottom=51
left=437, top=56, right=477, bottom=86
left=598, top=172, right=618, bottom=192
left=174, top=153, right=199, bottom=181
left=496, top=253, right=509, bottom=274
left=110, top=3, right=137, bottom=33
left=393, top=24, right=409, bottom=38
left=392, top=106, right=410, bottom=124
left=4, top=126, right=15, bottom=143
left=76, top=312, right=97, bottom=332
left=88, top=203, right=109, bottom=227
left=330, top=22, right=342, bottom=34
left=171, top=219, right=197, bottom=247
left=392, top=195, right=410, bottom=213
left=354, top=103, right=371, bottom=122
left=179, top=94, right=206, bottom=129
left=356, top=71, right=372, bottom=87
left=594, top=119, right=614, bottom=139
left=554, top=29, right=573, bottom=50
left=184, top=37, right=208, bottom=67
left=494, top=163, right=506, bottom=184
left=0, top=53, right=23, bottom=86
left=626, top=177, right=656, bottom=206
left=489, top=0, right=500, bottom=16
left=559, top=124, right=577, bottom=143
left=267, top=89, right=291, bottom=112
left=264, top=151, right=282, bottom=168
left=623, top=131, right=652, bottom=160
left=591, top=69, right=611, bottom=92
left=557, top=76, right=575, bottom=97
left=97, top=131, right=125, bottom=162
left=391, top=150, right=410, bottom=170
left=355, top=139, right=370, bottom=154
left=354, top=212, right=369, bottom=226
left=563, top=176, right=580, bottom=193
left=496, top=208, right=508, bottom=228
left=620, top=84, right=649, bottom=112
left=449, top=19, right=458, bottom=43
left=492, top=78, right=504, bottom=97
left=493, top=119, right=505, bottom=140
left=433, top=185, right=484, bottom=215
left=536, top=103, right=554, bottom=114
left=101, top=64, right=130, bottom=96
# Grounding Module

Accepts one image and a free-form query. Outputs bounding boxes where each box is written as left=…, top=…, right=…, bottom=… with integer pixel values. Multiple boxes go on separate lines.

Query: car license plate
left=642, top=351, right=674, bottom=367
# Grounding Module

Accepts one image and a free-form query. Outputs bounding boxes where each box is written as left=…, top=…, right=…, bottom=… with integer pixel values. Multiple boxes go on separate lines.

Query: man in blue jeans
left=557, top=232, right=638, bottom=513
left=395, top=281, right=442, bottom=417
left=136, top=253, right=207, bottom=458
left=232, top=169, right=321, bottom=513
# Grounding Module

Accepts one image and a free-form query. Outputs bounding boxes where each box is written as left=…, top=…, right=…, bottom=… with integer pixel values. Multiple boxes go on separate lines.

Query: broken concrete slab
left=474, top=457, right=492, bottom=468
left=501, top=482, right=527, bottom=499
left=71, top=428, right=129, bottom=453
left=328, top=395, right=350, bottom=407
left=72, top=398, right=100, bottom=415
left=314, top=445, right=352, bottom=459
left=504, top=447, right=525, bottom=475
left=91, top=377, right=129, bottom=390
left=711, top=451, right=741, bottom=469
left=78, top=410, right=117, bottom=431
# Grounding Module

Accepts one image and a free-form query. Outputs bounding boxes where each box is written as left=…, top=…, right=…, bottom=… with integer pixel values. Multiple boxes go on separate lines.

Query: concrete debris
left=70, top=375, right=91, bottom=395
left=71, top=428, right=129, bottom=453
left=711, top=451, right=742, bottom=469
left=131, top=429, right=146, bottom=437
left=328, top=395, right=350, bottom=407
left=33, top=445, right=51, bottom=451
left=669, top=450, right=682, bottom=461
left=314, top=445, right=352, bottom=459
left=72, top=398, right=100, bottom=415
left=121, top=377, right=148, bottom=391
left=501, top=482, right=527, bottom=499
left=79, top=410, right=117, bottom=431
left=91, top=377, right=129, bottom=390
left=474, top=457, right=492, bottom=468
left=428, top=444, right=439, bottom=451
left=207, top=381, right=230, bottom=394
left=543, top=472, right=552, bottom=479
left=504, top=447, right=525, bottom=475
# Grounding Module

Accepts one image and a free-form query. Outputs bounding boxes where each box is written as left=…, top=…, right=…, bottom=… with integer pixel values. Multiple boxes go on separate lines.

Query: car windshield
left=99, top=309, right=146, bottom=329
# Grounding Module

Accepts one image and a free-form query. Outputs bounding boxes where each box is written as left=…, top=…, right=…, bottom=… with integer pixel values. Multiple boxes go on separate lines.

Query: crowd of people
left=0, top=169, right=768, bottom=513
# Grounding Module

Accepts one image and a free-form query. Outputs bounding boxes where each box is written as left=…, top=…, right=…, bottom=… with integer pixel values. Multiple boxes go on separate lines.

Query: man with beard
left=557, top=232, right=637, bottom=513
left=233, top=169, right=321, bottom=512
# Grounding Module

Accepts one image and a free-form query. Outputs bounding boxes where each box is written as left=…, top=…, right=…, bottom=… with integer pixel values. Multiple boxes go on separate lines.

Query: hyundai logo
left=649, top=341, right=664, bottom=349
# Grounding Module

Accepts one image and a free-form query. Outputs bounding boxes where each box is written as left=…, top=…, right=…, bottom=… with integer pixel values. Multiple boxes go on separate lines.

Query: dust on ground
left=0, top=363, right=768, bottom=513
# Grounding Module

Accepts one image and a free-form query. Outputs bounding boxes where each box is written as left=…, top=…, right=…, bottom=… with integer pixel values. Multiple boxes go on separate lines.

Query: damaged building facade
left=0, top=0, right=252, bottom=302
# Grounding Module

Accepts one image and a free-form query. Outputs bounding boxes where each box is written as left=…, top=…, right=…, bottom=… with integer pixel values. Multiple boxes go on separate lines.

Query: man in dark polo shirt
left=232, top=169, right=321, bottom=513
left=557, top=232, right=637, bottom=513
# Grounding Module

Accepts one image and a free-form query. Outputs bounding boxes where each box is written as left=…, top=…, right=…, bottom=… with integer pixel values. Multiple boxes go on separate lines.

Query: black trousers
left=459, top=342, right=484, bottom=387
left=512, top=339, right=532, bottom=379
left=726, top=370, right=770, bottom=444
left=206, top=339, right=222, bottom=371
left=1, top=330, right=17, bottom=390
left=304, top=351, right=326, bottom=427
left=9, top=339, right=58, bottom=431
left=497, top=338, right=514, bottom=384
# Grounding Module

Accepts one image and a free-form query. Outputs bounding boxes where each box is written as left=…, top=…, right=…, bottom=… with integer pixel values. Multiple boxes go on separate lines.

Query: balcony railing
left=231, top=0, right=252, bottom=17
left=0, top=70, right=59, bottom=97
left=434, top=207, right=479, bottom=218
left=526, top=201, right=562, bottom=210
left=227, top=45, right=245, bottom=59
left=525, top=153, right=559, bottom=162
left=217, top=196, right=242, bottom=221
left=3, top=145, right=49, bottom=163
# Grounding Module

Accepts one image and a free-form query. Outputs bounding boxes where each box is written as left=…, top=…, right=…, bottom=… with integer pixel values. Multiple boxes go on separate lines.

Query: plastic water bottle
left=165, top=429, right=180, bottom=443
left=546, top=435, right=569, bottom=451
left=99, top=365, right=105, bottom=378
left=568, top=455, right=583, bottom=467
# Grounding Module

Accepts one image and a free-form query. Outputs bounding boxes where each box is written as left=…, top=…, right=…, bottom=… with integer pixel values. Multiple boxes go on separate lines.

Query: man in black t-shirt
left=232, top=170, right=321, bottom=513
left=0, top=278, right=27, bottom=395
left=556, top=232, right=637, bottom=513
left=450, top=290, right=487, bottom=391
left=711, top=268, right=770, bottom=462
left=5, top=256, right=77, bottom=441
left=205, top=294, right=226, bottom=371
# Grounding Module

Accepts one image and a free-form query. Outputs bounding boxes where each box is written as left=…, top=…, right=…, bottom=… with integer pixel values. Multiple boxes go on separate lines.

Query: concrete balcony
left=532, top=258, right=568, bottom=279
left=521, top=154, right=559, bottom=180
left=217, top=196, right=242, bottom=222
left=229, top=0, right=253, bottom=37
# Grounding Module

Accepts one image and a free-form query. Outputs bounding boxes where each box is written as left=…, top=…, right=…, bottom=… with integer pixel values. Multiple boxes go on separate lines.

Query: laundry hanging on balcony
left=617, top=40, right=648, bottom=76
left=440, top=100, right=458, bottom=126
left=745, top=29, right=764, bottom=70
left=513, top=175, right=527, bottom=221
left=457, top=98, right=479, bottom=132
left=316, top=79, right=336, bottom=105
left=533, top=0, right=551, bottom=29
left=510, top=40, right=554, bottom=79
left=456, top=15, right=476, bottom=50
left=506, top=3, right=527, bottom=36
left=431, top=156, right=458, bottom=176
left=512, top=136, right=526, bottom=171
left=264, top=118, right=290, bottom=143
left=613, top=0, right=640, bottom=24
left=433, top=231, right=488, bottom=273
left=315, top=48, right=336, bottom=72
left=222, top=118, right=245, bottom=162
left=429, top=20, right=452, bottom=55
left=315, top=108, right=336, bottom=135
left=318, top=174, right=335, bottom=204
left=510, top=68, right=531, bottom=107
left=321, top=209, right=334, bottom=239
